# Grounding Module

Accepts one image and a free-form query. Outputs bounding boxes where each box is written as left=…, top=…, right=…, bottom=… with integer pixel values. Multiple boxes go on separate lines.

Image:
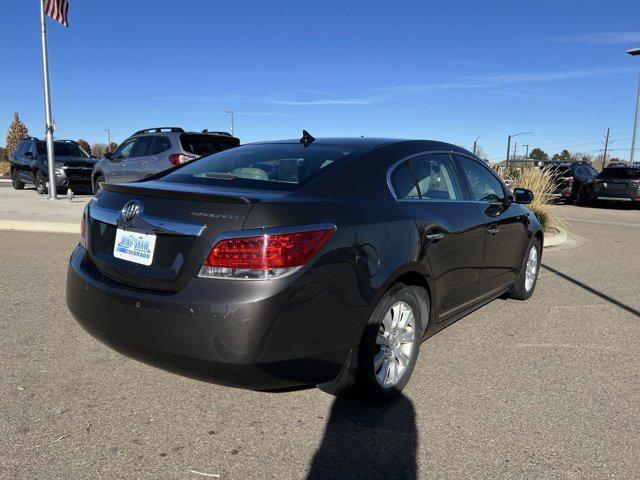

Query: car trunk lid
left=85, top=181, right=284, bottom=292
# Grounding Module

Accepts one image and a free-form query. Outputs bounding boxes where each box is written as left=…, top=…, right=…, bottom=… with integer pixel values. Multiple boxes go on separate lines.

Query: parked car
left=10, top=138, right=96, bottom=194
left=91, top=127, right=240, bottom=193
left=592, top=165, right=640, bottom=204
left=67, top=136, right=542, bottom=403
left=547, top=161, right=599, bottom=204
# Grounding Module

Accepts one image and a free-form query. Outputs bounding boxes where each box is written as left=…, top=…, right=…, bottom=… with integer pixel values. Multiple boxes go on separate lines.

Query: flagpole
left=40, top=0, right=57, bottom=199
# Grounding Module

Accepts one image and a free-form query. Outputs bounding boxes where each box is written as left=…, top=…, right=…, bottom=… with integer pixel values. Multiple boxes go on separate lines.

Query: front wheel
left=352, top=283, right=424, bottom=403
left=11, top=169, right=25, bottom=190
left=508, top=238, right=541, bottom=300
left=34, top=170, right=47, bottom=195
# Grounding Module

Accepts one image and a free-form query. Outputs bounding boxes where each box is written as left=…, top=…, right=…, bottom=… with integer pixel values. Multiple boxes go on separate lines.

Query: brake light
left=199, top=226, right=336, bottom=279
left=566, top=177, right=574, bottom=185
left=168, top=153, right=198, bottom=166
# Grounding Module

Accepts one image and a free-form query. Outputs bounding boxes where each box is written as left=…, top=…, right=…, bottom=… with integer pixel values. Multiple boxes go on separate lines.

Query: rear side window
left=151, top=136, right=171, bottom=155
left=410, top=153, right=462, bottom=200
left=181, top=134, right=239, bottom=156
left=599, top=168, right=640, bottom=179
left=160, top=143, right=367, bottom=190
left=131, top=136, right=154, bottom=157
left=390, top=162, right=420, bottom=199
left=456, top=155, right=506, bottom=203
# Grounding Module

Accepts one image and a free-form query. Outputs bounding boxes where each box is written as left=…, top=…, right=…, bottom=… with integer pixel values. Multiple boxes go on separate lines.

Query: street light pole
left=627, top=49, right=640, bottom=164
left=506, top=131, right=536, bottom=167
left=523, top=144, right=530, bottom=160
left=226, top=110, right=235, bottom=137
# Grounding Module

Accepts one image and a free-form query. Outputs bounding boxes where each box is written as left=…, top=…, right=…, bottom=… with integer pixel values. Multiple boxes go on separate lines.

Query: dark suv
left=593, top=165, right=640, bottom=204
left=547, top=161, right=599, bottom=204
left=10, top=138, right=97, bottom=194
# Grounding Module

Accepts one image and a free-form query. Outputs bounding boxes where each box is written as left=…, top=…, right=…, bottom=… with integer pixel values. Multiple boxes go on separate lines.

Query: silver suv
left=92, top=127, right=239, bottom=193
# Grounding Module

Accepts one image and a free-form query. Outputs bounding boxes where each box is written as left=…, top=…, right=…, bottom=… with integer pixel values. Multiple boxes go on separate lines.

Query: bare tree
left=77, top=139, right=91, bottom=156
left=91, top=143, right=107, bottom=158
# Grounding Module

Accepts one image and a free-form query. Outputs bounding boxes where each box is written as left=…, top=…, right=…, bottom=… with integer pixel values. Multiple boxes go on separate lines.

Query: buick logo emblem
left=121, top=200, right=141, bottom=222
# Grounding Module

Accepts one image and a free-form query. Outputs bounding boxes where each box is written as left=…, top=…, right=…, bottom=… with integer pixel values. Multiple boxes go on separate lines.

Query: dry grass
left=504, top=166, right=560, bottom=233
left=0, top=161, right=10, bottom=176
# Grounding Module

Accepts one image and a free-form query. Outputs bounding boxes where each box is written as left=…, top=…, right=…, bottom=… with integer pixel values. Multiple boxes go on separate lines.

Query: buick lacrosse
left=67, top=134, right=542, bottom=402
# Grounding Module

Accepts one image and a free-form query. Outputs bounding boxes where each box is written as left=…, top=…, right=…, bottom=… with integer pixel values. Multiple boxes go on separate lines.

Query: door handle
left=486, top=225, right=499, bottom=235
left=426, top=232, right=445, bottom=241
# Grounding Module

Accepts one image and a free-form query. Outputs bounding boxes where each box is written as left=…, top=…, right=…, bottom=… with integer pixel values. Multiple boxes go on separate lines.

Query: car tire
left=92, top=174, right=104, bottom=194
left=508, top=238, right=542, bottom=300
left=352, top=283, right=424, bottom=403
left=34, top=170, right=47, bottom=195
left=10, top=169, right=25, bottom=190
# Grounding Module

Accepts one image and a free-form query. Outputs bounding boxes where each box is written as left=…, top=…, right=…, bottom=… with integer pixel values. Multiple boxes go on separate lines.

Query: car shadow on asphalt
left=306, top=395, right=417, bottom=480
left=541, top=263, right=640, bottom=318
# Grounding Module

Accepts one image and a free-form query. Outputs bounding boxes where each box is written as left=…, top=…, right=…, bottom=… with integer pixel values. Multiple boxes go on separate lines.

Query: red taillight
left=200, top=226, right=336, bottom=279
left=566, top=177, right=574, bottom=185
left=168, top=153, right=198, bottom=166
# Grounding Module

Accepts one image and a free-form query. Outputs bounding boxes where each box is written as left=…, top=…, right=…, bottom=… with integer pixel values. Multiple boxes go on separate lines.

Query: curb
left=0, top=220, right=79, bottom=234
left=543, top=229, right=567, bottom=249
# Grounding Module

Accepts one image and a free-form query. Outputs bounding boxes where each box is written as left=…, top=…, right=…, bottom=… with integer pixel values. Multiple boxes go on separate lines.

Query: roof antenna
left=300, top=130, right=315, bottom=148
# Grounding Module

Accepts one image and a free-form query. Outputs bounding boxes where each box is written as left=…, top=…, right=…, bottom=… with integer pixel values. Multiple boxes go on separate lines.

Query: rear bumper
left=66, top=245, right=358, bottom=390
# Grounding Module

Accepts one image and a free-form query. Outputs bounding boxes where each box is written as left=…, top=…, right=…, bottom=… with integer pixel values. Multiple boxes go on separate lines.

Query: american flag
left=45, top=0, right=69, bottom=27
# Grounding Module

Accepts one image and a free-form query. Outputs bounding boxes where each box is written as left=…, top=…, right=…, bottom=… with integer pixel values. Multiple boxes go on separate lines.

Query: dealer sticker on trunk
left=113, top=228, right=156, bottom=266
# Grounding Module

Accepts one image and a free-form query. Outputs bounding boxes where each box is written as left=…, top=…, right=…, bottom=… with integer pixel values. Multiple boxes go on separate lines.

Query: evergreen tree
left=5, top=113, right=29, bottom=158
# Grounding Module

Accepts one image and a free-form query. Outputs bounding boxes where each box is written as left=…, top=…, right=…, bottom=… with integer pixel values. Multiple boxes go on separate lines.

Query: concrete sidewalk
left=0, top=186, right=90, bottom=234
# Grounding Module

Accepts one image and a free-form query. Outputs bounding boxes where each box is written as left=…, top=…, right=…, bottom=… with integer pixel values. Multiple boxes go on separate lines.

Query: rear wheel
left=508, top=239, right=541, bottom=300
left=34, top=170, right=47, bottom=195
left=353, top=283, right=424, bottom=403
left=11, top=169, right=24, bottom=190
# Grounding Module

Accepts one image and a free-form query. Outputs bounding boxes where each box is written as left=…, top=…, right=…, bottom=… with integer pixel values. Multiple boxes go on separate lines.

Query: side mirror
left=104, top=152, right=113, bottom=160
left=24, top=151, right=33, bottom=158
left=513, top=188, right=534, bottom=204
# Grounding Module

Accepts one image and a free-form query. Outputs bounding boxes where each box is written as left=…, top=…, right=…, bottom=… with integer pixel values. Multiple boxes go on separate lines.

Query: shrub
left=506, top=166, right=558, bottom=233
left=0, top=161, right=10, bottom=176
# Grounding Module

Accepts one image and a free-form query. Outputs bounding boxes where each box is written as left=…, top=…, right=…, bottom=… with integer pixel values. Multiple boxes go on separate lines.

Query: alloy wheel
left=373, top=301, right=416, bottom=388
left=525, top=246, right=538, bottom=292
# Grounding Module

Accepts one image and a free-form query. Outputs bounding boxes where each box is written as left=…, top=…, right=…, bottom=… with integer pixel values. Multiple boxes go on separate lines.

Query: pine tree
left=5, top=113, right=29, bottom=158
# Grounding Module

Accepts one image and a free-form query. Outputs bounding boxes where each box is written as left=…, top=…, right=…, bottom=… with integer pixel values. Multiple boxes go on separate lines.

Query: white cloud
left=530, top=32, right=640, bottom=45
left=269, top=98, right=375, bottom=106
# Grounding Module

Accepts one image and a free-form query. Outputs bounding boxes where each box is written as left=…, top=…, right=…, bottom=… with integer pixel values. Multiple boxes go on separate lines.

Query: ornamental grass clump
left=508, top=166, right=559, bottom=233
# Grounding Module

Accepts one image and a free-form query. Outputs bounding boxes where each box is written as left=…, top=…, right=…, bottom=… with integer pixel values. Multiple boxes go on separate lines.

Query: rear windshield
left=37, top=141, right=89, bottom=158
left=180, top=134, right=239, bottom=156
left=598, top=167, right=640, bottom=179
left=160, top=143, right=367, bottom=191
left=550, top=166, right=571, bottom=177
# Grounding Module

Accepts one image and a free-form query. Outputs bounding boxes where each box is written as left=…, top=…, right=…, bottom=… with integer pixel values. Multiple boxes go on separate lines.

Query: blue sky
left=1, top=0, right=639, bottom=162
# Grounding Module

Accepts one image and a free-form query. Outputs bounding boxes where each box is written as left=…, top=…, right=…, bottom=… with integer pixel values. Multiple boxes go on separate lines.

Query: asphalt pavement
left=1, top=204, right=639, bottom=479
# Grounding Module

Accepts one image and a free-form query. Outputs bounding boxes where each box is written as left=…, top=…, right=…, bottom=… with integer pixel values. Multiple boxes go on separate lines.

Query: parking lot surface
left=1, top=204, right=639, bottom=479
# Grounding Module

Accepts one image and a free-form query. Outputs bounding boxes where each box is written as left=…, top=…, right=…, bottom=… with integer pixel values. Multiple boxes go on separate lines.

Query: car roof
left=249, top=137, right=408, bottom=148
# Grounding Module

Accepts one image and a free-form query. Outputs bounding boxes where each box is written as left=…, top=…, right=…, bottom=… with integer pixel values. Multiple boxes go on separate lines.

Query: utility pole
left=523, top=144, right=530, bottom=160
left=602, top=127, right=610, bottom=170
left=513, top=142, right=518, bottom=162
left=506, top=135, right=512, bottom=166
left=473, top=137, right=480, bottom=155
left=40, top=0, right=57, bottom=200
left=104, top=129, right=112, bottom=152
